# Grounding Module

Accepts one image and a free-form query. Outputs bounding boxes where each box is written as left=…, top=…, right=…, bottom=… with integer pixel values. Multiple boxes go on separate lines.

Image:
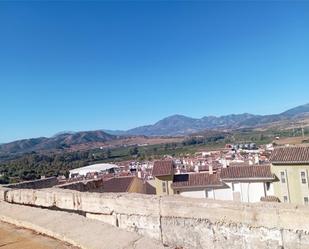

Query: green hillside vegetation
left=1, top=128, right=308, bottom=184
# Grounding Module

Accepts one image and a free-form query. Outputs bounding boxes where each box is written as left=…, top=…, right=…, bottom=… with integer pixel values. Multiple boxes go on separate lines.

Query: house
left=152, top=160, right=175, bottom=195
left=152, top=159, right=275, bottom=203
left=171, top=173, right=229, bottom=199
left=220, top=165, right=275, bottom=203
left=270, top=146, right=309, bottom=205
left=171, top=166, right=274, bottom=202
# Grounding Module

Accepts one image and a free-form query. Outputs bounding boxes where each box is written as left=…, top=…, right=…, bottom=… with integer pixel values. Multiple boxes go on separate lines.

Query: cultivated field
left=274, top=136, right=309, bottom=146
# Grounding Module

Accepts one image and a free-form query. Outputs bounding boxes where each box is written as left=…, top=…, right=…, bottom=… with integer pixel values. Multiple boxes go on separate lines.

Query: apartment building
left=271, top=146, right=309, bottom=205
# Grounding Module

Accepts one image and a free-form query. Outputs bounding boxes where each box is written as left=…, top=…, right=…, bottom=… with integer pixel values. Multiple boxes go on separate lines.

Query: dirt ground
left=274, top=136, right=309, bottom=145
left=0, top=221, right=79, bottom=249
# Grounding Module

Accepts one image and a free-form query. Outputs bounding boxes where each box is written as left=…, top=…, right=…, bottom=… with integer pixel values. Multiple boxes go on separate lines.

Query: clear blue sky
left=0, top=1, right=309, bottom=143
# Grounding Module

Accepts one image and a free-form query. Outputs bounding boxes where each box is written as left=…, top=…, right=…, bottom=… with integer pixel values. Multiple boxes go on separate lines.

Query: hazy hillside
left=0, top=130, right=116, bottom=154
left=126, top=114, right=256, bottom=136
left=125, top=103, right=309, bottom=136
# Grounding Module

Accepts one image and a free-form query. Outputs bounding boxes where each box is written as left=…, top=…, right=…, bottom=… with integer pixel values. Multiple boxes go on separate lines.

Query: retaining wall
left=5, top=177, right=58, bottom=189
left=2, top=187, right=309, bottom=249
left=56, top=179, right=105, bottom=192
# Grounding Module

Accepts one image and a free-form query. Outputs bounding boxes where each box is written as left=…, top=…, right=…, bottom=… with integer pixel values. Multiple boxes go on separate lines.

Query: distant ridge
left=0, top=103, right=309, bottom=154
left=124, top=103, right=309, bottom=136
left=0, top=130, right=116, bottom=154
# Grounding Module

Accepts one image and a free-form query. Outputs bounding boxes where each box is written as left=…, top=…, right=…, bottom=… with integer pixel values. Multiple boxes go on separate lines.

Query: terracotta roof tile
left=103, top=176, right=134, bottom=192
left=220, top=165, right=273, bottom=180
left=172, top=173, right=223, bottom=189
left=270, top=146, right=309, bottom=164
left=152, top=160, right=174, bottom=177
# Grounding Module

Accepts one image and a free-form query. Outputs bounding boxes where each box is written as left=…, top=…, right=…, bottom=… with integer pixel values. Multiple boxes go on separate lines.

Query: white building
left=69, top=163, right=119, bottom=178
left=220, top=165, right=275, bottom=203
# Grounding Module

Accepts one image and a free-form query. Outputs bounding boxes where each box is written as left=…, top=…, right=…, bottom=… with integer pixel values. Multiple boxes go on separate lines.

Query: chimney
left=222, top=159, right=227, bottom=168
left=194, top=165, right=199, bottom=173
left=137, top=171, right=142, bottom=178
left=209, top=165, right=213, bottom=175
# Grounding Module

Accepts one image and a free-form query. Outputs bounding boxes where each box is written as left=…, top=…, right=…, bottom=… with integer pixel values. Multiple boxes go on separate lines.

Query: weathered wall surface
left=0, top=201, right=167, bottom=249
left=2, top=187, right=309, bottom=249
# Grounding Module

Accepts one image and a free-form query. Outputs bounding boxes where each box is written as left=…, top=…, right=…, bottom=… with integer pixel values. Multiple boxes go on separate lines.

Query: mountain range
left=123, top=103, right=309, bottom=136
left=1, top=103, right=309, bottom=155
left=0, top=130, right=116, bottom=155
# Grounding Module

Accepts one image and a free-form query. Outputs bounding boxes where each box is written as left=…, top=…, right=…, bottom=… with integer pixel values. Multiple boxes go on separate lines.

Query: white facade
left=176, top=181, right=274, bottom=203
left=224, top=181, right=274, bottom=203
left=179, top=189, right=206, bottom=198
left=178, top=187, right=233, bottom=200
left=69, top=163, right=119, bottom=178
left=211, top=188, right=233, bottom=201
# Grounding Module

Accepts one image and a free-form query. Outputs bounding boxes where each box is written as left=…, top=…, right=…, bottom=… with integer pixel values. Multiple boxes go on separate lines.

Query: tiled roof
left=220, top=165, right=273, bottom=180
left=172, top=173, right=223, bottom=189
left=152, top=160, right=174, bottom=177
left=270, top=146, right=309, bottom=164
left=103, top=176, right=134, bottom=192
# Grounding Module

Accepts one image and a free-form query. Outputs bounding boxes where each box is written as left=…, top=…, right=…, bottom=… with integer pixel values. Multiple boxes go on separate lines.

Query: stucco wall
left=2, top=187, right=309, bottom=249
left=127, top=177, right=145, bottom=193
left=154, top=175, right=173, bottom=195
left=179, top=189, right=206, bottom=198
left=271, top=164, right=309, bottom=204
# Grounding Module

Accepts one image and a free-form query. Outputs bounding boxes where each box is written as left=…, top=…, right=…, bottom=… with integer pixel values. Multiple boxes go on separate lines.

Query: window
left=162, top=181, right=167, bottom=193
left=280, top=172, right=286, bottom=183
left=176, top=191, right=180, bottom=195
left=301, top=171, right=307, bottom=184
left=304, top=197, right=309, bottom=205
left=283, top=196, right=288, bottom=203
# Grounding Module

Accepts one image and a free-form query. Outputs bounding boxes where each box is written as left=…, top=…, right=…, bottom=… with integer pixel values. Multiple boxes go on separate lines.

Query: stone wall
left=2, top=187, right=309, bottom=249
left=5, top=177, right=58, bottom=189
left=56, top=179, right=105, bottom=192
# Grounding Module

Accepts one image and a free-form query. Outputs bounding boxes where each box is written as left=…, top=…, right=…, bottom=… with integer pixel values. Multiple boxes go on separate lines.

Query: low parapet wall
left=56, top=179, right=105, bottom=192
left=1, top=187, right=309, bottom=249
left=5, top=177, right=58, bottom=189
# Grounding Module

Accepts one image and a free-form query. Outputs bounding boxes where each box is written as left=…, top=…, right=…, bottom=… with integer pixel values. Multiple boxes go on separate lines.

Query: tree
left=64, top=170, right=70, bottom=179
left=0, top=175, right=9, bottom=184
left=107, top=149, right=111, bottom=158
left=130, top=146, right=139, bottom=156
